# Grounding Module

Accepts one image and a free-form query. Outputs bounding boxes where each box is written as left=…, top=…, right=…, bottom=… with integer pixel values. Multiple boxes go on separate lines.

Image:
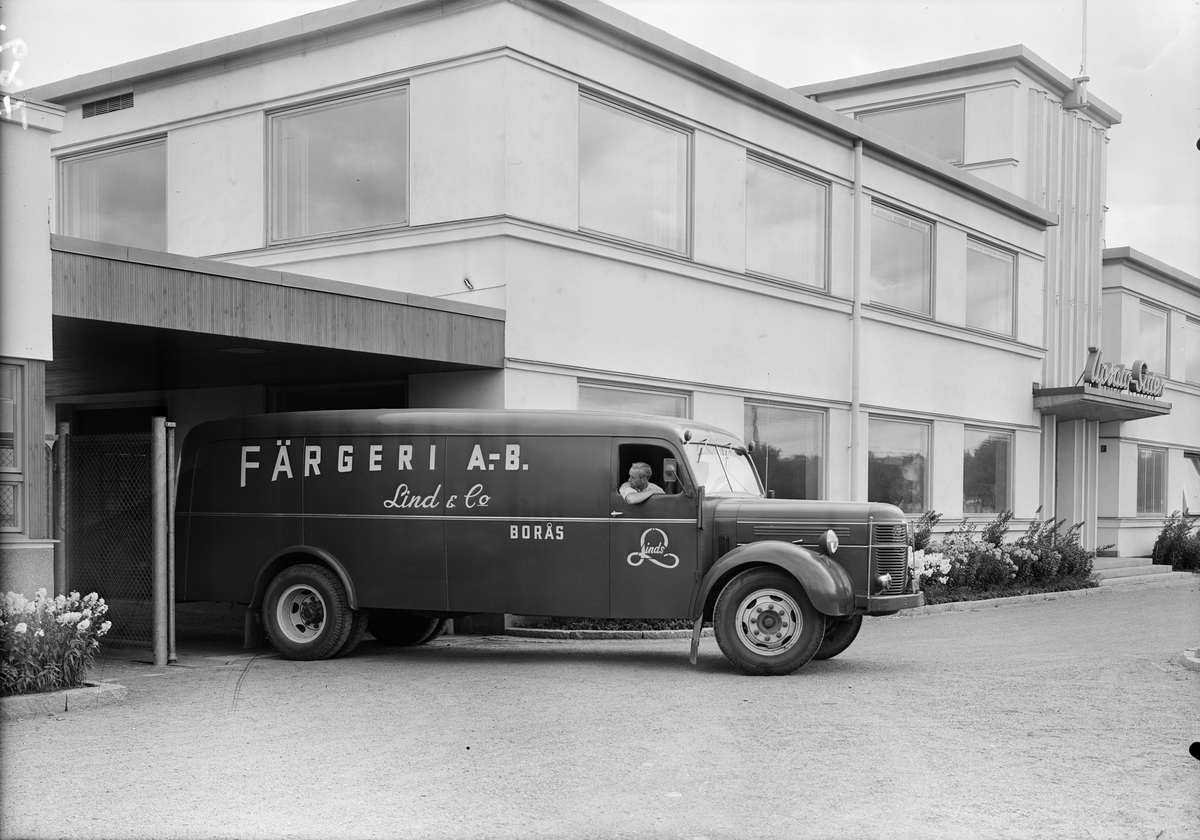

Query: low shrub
left=1, top=589, right=112, bottom=697
left=912, top=510, right=942, bottom=552
left=1151, top=512, right=1200, bottom=571
left=913, top=510, right=1098, bottom=603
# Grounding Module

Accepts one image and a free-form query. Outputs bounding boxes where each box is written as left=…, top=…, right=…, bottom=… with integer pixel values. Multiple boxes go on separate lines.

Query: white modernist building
left=1, top=0, right=1194, bottom=593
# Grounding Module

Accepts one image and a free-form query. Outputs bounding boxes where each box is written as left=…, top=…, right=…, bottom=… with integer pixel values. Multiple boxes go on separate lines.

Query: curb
left=0, top=681, right=128, bottom=721
left=505, top=627, right=714, bottom=640
left=1182, top=648, right=1200, bottom=673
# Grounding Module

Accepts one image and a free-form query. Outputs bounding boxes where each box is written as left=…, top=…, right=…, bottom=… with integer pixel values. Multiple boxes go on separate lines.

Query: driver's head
left=628, top=462, right=652, bottom=491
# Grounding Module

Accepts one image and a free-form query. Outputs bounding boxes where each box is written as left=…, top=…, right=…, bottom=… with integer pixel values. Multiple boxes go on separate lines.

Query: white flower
left=77, top=618, right=91, bottom=632
left=34, top=628, right=44, bottom=637
left=98, top=621, right=112, bottom=636
left=14, top=622, right=27, bottom=634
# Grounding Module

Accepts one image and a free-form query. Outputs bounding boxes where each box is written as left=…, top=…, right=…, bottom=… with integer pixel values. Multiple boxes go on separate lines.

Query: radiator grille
left=83, top=93, right=134, bottom=118
left=872, top=522, right=907, bottom=544
left=874, top=545, right=909, bottom=594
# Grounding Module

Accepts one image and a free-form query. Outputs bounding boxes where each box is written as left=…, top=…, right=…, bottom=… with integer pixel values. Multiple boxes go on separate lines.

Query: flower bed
left=1, top=589, right=112, bottom=697
left=912, top=511, right=1099, bottom=604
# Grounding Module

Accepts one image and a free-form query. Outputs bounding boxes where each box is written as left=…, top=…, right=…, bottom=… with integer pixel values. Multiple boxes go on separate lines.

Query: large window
left=578, top=383, right=688, bottom=418
left=963, top=428, right=1011, bottom=514
left=858, top=98, right=965, bottom=164
left=868, top=417, right=929, bottom=514
left=1183, top=320, right=1200, bottom=385
left=60, top=140, right=166, bottom=250
left=871, top=204, right=932, bottom=315
left=744, top=403, right=824, bottom=500
left=270, top=87, right=408, bottom=243
left=0, top=365, right=21, bottom=533
left=1136, top=447, right=1166, bottom=515
left=966, top=239, right=1015, bottom=336
left=745, top=158, right=827, bottom=288
left=1183, top=454, right=1200, bottom=517
left=1137, top=304, right=1168, bottom=375
left=579, top=96, right=689, bottom=254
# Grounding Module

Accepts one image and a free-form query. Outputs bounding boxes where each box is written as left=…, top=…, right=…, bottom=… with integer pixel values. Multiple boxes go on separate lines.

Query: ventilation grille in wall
left=82, top=93, right=134, bottom=118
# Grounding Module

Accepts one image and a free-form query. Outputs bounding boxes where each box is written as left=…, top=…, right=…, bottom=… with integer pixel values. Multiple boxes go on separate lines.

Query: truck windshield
left=685, top=442, right=763, bottom=496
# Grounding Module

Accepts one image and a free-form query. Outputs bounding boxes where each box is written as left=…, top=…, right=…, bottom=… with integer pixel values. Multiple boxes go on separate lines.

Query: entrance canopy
left=1032, top=385, right=1171, bottom=423
left=49, top=236, right=504, bottom=396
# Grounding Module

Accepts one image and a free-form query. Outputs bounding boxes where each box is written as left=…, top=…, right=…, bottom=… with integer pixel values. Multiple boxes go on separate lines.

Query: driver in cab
left=620, top=462, right=665, bottom=504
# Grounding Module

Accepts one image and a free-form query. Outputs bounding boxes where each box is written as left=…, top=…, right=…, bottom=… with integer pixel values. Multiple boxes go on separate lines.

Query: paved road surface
left=2, top=580, right=1197, bottom=839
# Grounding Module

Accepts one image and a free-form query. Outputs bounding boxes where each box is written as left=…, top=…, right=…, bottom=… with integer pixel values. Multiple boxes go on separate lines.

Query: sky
left=1, top=0, right=1197, bottom=276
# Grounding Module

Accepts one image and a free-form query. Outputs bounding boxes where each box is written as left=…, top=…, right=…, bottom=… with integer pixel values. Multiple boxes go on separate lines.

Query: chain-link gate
left=66, top=434, right=155, bottom=647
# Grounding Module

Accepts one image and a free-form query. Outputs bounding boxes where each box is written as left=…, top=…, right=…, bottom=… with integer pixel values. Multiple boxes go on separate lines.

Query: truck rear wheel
left=368, top=610, right=446, bottom=646
left=813, top=613, right=862, bottom=660
left=263, top=564, right=354, bottom=661
left=713, top=568, right=824, bottom=676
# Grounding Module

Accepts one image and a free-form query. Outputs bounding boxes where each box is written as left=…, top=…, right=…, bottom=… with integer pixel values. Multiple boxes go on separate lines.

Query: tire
left=333, top=608, right=371, bottom=658
left=713, top=568, right=824, bottom=676
left=813, top=613, right=863, bottom=660
left=368, top=610, right=446, bottom=647
left=263, top=564, right=354, bottom=661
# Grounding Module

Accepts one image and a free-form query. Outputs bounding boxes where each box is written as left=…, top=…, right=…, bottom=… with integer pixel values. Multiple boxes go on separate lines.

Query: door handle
left=610, top=511, right=623, bottom=517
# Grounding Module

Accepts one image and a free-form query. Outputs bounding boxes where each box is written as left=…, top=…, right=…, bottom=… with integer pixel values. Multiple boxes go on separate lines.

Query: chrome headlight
left=818, top=529, right=839, bottom=556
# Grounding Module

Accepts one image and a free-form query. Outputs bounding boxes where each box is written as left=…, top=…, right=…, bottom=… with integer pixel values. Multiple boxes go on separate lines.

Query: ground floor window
left=868, top=417, right=928, bottom=514
left=1136, top=447, right=1166, bottom=515
left=1182, top=454, right=1200, bottom=516
left=577, top=382, right=689, bottom=418
left=963, top=428, right=1011, bottom=514
left=743, top=403, right=823, bottom=499
left=0, top=363, right=22, bottom=532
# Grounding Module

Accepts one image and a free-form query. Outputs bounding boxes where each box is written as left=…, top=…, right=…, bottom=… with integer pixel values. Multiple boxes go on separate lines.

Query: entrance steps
left=1092, top=556, right=1193, bottom=586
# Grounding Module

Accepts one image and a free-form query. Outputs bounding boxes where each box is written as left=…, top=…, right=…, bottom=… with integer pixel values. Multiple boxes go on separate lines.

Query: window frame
left=1182, top=318, right=1200, bottom=385
left=1136, top=302, right=1169, bottom=377
left=577, top=92, right=693, bottom=257
left=867, top=415, right=932, bottom=514
left=962, top=426, right=1013, bottom=515
left=743, top=401, right=826, bottom=500
left=869, top=201, right=935, bottom=318
left=1136, top=446, right=1167, bottom=516
left=0, top=362, right=24, bottom=534
left=1183, top=453, right=1200, bottom=517
left=57, top=136, right=168, bottom=250
left=743, top=154, right=830, bottom=291
left=857, top=96, right=966, bottom=165
left=266, top=84, right=411, bottom=246
left=577, top=381, right=691, bottom=419
left=965, top=237, right=1017, bottom=337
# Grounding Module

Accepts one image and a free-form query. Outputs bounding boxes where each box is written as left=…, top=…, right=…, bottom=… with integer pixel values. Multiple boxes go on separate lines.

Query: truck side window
left=618, top=444, right=683, bottom=496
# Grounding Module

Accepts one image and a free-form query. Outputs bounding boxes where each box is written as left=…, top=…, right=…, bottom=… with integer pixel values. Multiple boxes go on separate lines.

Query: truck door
left=609, top=439, right=699, bottom=618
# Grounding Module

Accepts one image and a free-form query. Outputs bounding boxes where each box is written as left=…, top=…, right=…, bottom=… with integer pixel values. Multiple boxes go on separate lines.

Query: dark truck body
left=176, top=409, right=922, bottom=673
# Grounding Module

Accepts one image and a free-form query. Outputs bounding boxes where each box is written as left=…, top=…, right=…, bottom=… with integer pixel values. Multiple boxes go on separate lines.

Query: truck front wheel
left=263, top=564, right=354, bottom=661
left=813, top=613, right=863, bottom=660
left=713, top=568, right=824, bottom=676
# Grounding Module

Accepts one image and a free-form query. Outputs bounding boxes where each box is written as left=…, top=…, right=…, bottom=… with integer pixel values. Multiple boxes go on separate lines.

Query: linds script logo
left=1081, top=347, right=1165, bottom=398
left=627, top=528, right=680, bottom=569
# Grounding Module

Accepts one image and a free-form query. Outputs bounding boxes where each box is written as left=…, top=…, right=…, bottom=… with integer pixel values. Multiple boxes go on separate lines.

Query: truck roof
left=180, top=409, right=743, bottom=451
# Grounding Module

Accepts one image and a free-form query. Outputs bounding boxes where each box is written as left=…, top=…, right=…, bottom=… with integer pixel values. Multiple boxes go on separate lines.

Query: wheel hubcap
left=276, top=584, right=326, bottom=645
left=735, top=588, right=801, bottom=656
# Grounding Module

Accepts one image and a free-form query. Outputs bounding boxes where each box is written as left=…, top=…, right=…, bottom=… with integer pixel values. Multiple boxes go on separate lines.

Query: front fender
left=250, top=545, right=360, bottom=611
left=691, top=541, right=855, bottom=620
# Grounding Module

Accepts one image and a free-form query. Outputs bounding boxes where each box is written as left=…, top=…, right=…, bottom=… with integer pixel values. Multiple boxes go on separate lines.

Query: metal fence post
left=54, top=422, right=69, bottom=596
left=152, top=417, right=168, bottom=666
left=167, top=421, right=177, bottom=664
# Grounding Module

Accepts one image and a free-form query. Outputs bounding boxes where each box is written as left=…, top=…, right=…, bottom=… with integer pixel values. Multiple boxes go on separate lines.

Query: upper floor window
left=745, top=157, right=827, bottom=288
left=1136, top=446, right=1165, bottom=516
left=858, top=98, right=965, bottom=164
left=270, top=87, right=408, bottom=243
left=577, top=382, right=689, bottom=419
left=871, top=204, right=932, bottom=316
left=966, top=239, right=1015, bottom=336
left=60, top=139, right=166, bottom=250
left=744, top=402, right=824, bottom=500
left=0, top=364, right=22, bottom=533
left=963, top=428, right=1011, bottom=514
left=868, top=416, right=929, bottom=514
left=579, top=95, right=689, bottom=254
left=1184, top=320, right=1200, bottom=385
left=1137, top=304, right=1168, bottom=375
